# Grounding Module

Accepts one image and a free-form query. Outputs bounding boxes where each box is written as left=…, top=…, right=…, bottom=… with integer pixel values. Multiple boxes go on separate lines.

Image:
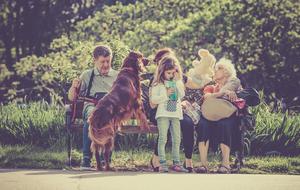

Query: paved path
left=0, top=169, right=299, bottom=190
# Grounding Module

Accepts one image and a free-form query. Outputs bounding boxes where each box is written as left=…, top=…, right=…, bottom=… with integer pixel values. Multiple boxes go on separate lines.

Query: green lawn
left=0, top=145, right=299, bottom=174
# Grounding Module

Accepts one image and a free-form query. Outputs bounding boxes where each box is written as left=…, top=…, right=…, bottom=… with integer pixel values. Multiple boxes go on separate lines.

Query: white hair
left=215, top=58, right=237, bottom=78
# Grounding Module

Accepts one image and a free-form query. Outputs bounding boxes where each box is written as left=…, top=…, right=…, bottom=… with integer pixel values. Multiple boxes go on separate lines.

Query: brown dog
left=88, top=51, right=149, bottom=171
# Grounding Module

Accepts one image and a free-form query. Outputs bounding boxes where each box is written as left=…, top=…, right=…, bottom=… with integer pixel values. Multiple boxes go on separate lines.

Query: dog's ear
left=142, top=58, right=149, bottom=66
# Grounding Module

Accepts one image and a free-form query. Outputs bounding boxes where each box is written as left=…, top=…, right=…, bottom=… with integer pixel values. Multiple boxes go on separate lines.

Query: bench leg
left=65, top=108, right=73, bottom=168
left=234, top=131, right=245, bottom=168
left=67, top=130, right=72, bottom=167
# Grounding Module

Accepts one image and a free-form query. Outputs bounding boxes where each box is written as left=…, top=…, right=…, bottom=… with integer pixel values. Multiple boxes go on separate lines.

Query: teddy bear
left=187, top=49, right=216, bottom=88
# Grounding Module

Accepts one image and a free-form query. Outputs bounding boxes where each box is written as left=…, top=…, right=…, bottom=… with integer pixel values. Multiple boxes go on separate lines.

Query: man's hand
left=71, top=78, right=81, bottom=89
left=68, top=78, right=81, bottom=101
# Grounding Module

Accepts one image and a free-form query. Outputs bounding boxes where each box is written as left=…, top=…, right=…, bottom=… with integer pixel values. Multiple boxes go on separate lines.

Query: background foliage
left=1, top=0, right=299, bottom=109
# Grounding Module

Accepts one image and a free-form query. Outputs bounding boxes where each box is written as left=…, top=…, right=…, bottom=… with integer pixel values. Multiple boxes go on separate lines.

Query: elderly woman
left=195, top=58, right=241, bottom=174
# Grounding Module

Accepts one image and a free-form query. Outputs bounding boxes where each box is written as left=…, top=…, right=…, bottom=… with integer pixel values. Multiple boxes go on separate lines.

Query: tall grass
left=0, top=101, right=66, bottom=148
left=0, top=101, right=299, bottom=156
left=247, top=102, right=300, bottom=156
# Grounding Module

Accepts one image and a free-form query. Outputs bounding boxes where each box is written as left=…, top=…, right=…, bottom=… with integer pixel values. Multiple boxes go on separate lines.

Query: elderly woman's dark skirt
left=196, top=114, right=239, bottom=151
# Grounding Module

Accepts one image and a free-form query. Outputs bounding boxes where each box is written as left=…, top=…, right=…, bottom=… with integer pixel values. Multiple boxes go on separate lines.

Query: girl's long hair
left=153, top=48, right=175, bottom=65
left=152, top=55, right=183, bottom=86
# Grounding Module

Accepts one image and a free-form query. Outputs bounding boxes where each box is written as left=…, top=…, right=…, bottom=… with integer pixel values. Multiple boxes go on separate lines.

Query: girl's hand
left=224, top=90, right=237, bottom=102
left=173, top=66, right=180, bottom=81
left=166, top=87, right=175, bottom=96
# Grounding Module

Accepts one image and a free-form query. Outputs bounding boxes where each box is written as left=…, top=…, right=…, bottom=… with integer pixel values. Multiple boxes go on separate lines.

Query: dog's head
left=122, top=51, right=149, bottom=73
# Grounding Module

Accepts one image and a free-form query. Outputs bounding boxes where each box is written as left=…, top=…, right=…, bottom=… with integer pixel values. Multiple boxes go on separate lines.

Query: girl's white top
left=150, top=80, right=185, bottom=120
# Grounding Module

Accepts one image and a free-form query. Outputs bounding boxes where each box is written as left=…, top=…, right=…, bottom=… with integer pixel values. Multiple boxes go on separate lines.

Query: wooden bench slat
left=119, top=124, right=158, bottom=134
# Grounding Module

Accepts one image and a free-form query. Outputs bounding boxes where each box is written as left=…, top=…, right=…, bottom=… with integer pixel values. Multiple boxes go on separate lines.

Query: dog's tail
left=88, top=124, right=114, bottom=151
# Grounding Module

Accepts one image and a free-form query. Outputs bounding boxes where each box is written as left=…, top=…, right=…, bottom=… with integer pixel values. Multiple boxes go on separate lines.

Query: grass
left=249, top=102, right=300, bottom=156
left=0, top=101, right=66, bottom=147
left=0, top=145, right=299, bottom=174
left=0, top=145, right=67, bottom=169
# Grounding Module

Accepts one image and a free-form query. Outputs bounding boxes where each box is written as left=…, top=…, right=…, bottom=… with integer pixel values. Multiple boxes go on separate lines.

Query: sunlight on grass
left=0, top=145, right=299, bottom=174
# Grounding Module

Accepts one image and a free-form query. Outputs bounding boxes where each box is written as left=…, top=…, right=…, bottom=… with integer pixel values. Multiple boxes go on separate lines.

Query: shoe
left=150, top=157, right=159, bottom=172
left=195, top=165, right=209, bottom=173
left=183, top=162, right=193, bottom=173
left=217, top=165, right=231, bottom=174
left=80, top=159, right=92, bottom=171
left=159, top=161, right=169, bottom=173
left=171, top=164, right=189, bottom=173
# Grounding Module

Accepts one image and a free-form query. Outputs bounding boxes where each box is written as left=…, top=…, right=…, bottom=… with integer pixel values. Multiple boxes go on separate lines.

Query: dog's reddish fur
left=88, top=51, right=149, bottom=171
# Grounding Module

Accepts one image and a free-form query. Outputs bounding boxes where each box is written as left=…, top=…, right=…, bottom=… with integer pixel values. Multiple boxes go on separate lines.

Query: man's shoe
left=80, top=159, right=92, bottom=171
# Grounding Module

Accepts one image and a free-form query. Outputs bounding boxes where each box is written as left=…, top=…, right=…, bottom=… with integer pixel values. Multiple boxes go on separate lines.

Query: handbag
left=183, top=101, right=201, bottom=125
left=201, top=97, right=237, bottom=121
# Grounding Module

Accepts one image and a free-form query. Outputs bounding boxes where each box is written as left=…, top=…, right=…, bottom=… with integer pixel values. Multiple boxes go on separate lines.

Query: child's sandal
left=159, top=162, right=169, bottom=173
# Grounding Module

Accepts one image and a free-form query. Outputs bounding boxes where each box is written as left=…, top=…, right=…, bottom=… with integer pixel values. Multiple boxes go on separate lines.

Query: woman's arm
left=185, top=77, right=202, bottom=89
left=219, top=77, right=241, bottom=102
left=185, top=76, right=211, bottom=89
left=204, top=91, right=224, bottom=99
left=220, top=77, right=241, bottom=93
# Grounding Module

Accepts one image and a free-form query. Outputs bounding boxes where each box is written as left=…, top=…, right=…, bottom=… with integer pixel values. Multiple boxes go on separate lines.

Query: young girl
left=150, top=55, right=188, bottom=173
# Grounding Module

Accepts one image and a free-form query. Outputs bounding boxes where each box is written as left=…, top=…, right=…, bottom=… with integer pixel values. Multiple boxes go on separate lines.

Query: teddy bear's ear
left=198, top=49, right=209, bottom=57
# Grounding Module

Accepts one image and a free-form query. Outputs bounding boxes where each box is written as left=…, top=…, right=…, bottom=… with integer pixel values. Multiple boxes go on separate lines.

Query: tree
left=218, top=0, right=300, bottom=106
left=0, top=0, right=107, bottom=70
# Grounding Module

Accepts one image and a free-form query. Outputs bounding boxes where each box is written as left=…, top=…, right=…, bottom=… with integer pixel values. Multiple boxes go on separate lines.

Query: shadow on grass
left=0, top=169, right=21, bottom=173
